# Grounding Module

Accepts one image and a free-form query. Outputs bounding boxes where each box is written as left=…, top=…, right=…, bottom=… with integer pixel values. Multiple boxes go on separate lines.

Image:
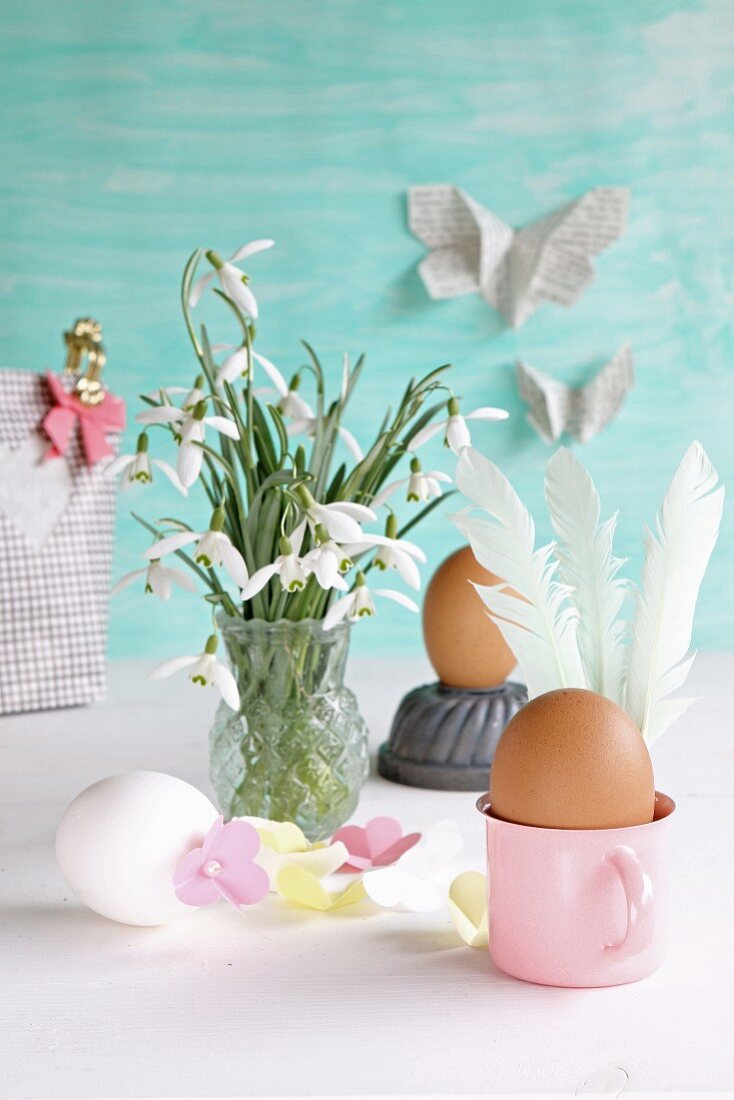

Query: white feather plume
left=625, top=442, right=724, bottom=744
left=545, top=447, right=629, bottom=704
left=453, top=447, right=586, bottom=698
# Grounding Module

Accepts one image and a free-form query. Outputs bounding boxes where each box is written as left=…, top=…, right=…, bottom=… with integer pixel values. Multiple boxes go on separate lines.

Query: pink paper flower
left=332, top=816, right=421, bottom=873
left=173, top=816, right=269, bottom=909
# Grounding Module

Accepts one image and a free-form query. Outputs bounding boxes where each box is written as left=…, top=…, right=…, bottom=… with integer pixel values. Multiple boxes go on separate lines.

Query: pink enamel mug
left=476, top=791, right=676, bottom=987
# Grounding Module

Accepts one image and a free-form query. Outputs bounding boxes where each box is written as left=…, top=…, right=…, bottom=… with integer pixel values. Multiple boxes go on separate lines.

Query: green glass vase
left=209, top=616, right=369, bottom=840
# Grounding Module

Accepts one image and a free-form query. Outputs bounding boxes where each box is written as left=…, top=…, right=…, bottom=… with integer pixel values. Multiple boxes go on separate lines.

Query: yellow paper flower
left=237, top=816, right=348, bottom=887
left=448, top=871, right=489, bottom=948
left=276, top=865, right=366, bottom=912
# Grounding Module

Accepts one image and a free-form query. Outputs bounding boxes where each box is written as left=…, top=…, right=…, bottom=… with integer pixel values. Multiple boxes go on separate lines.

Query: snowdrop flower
left=372, top=456, right=451, bottom=509
left=346, top=514, right=426, bottom=590
left=265, top=370, right=315, bottom=420
left=111, top=558, right=197, bottom=600
left=302, top=524, right=351, bottom=591
left=296, top=485, right=376, bottom=543
left=105, top=433, right=187, bottom=495
left=409, top=397, right=508, bottom=455
left=136, top=399, right=239, bottom=488
left=363, top=821, right=464, bottom=912
left=189, top=240, right=274, bottom=318
left=323, top=571, right=419, bottom=630
left=150, top=634, right=240, bottom=710
left=277, top=378, right=314, bottom=421
left=216, top=346, right=314, bottom=421
left=145, top=506, right=249, bottom=588
left=288, top=416, right=363, bottom=461
left=241, top=532, right=310, bottom=600
left=214, top=343, right=289, bottom=395
left=146, top=375, right=206, bottom=411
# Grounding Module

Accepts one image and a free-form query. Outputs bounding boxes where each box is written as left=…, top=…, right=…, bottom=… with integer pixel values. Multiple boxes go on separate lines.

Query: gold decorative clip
left=63, top=318, right=107, bottom=406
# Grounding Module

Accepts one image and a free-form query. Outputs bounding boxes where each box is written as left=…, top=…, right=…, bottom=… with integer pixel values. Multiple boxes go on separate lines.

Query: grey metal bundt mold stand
left=378, top=681, right=528, bottom=791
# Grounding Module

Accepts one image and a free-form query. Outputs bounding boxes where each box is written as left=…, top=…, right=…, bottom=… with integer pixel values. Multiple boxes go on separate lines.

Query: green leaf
left=413, top=363, right=451, bottom=396
left=346, top=352, right=365, bottom=395
left=251, top=400, right=278, bottom=472
left=326, top=462, right=347, bottom=501
left=266, top=403, right=289, bottom=462
left=156, top=516, right=194, bottom=530
left=254, top=490, right=284, bottom=570
left=198, top=324, right=220, bottom=393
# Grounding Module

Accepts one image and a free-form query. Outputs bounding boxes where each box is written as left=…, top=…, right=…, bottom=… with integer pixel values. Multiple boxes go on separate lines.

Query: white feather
left=625, top=442, right=724, bottom=744
left=545, top=447, right=629, bottom=704
left=453, top=447, right=586, bottom=698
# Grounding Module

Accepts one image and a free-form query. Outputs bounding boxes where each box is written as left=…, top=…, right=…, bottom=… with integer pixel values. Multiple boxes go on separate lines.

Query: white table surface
left=1, top=654, right=732, bottom=1099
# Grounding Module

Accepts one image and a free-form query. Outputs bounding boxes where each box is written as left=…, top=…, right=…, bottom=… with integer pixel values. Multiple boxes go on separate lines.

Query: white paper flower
left=145, top=507, right=249, bottom=588
left=150, top=634, right=239, bottom=710
left=323, top=571, right=419, bottom=630
left=363, top=821, right=464, bottom=912
left=241, top=529, right=311, bottom=600
left=372, top=457, right=451, bottom=508
left=111, top=559, right=197, bottom=600
left=136, top=400, right=239, bottom=488
left=189, top=240, right=274, bottom=318
left=346, top=515, right=426, bottom=591
left=105, top=433, right=187, bottom=496
left=409, top=397, right=509, bottom=455
left=296, top=486, right=376, bottom=543
left=302, top=524, right=352, bottom=591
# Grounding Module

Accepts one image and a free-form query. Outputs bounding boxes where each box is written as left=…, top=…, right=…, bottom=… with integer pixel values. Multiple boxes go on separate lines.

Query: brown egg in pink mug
left=477, top=790, right=675, bottom=987
left=478, top=689, right=673, bottom=987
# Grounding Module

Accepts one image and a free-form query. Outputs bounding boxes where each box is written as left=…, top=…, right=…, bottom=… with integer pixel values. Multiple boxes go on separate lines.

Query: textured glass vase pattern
left=210, top=617, right=369, bottom=840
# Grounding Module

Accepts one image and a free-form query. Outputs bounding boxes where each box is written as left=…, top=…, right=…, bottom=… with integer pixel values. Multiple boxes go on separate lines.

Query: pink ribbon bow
left=42, top=372, right=126, bottom=467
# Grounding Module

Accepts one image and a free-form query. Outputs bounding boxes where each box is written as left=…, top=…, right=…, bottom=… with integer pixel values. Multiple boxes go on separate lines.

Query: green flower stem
left=198, top=329, right=260, bottom=597
left=244, top=321, right=256, bottom=493
left=180, top=250, right=208, bottom=367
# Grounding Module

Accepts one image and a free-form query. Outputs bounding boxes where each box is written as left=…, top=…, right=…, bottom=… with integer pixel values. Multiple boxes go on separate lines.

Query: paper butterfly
left=516, top=345, right=634, bottom=444
left=409, top=184, right=629, bottom=329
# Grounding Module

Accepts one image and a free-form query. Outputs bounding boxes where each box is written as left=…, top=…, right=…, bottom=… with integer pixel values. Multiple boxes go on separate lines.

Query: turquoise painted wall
left=1, top=0, right=732, bottom=659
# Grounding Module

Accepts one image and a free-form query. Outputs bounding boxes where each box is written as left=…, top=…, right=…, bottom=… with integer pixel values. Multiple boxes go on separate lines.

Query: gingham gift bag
left=0, top=369, right=124, bottom=714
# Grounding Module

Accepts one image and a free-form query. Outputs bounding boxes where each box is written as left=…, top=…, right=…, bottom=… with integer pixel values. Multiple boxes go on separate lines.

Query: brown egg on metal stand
left=489, top=687, right=656, bottom=829
left=378, top=546, right=528, bottom=790
left=422, top=546, right=517, bottom=689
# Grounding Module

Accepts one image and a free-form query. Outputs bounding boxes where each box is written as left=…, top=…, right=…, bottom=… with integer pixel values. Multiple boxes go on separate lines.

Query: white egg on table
left=55, top=771, right=218, bottom=926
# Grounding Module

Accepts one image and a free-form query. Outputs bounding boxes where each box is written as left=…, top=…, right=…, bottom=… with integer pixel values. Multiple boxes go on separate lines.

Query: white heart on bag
left=0, top=434, right=74, bottom=547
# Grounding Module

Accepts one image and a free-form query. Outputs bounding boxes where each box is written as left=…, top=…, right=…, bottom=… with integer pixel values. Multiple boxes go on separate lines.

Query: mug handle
left=603, top=844, right=655, bottom=956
